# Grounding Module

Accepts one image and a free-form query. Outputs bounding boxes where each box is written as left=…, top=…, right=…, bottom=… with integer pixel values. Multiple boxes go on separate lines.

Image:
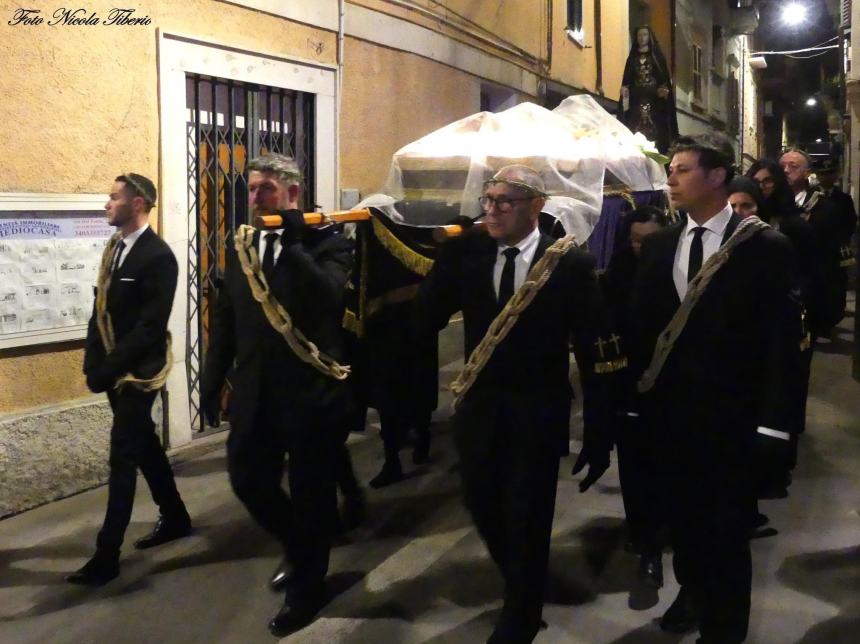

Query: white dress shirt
left=115, top=223, right=149, bottom=270
left=672, top=204, right=733, bottom=300
left=794, top=190, right=807, bottom=207
left=493, top=226, right=541, bottom=298
left=258, top=228, right=285, bottom=264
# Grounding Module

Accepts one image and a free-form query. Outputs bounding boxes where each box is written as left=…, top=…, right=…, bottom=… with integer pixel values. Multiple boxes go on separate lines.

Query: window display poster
left=0, top=212, right=114, bottom=337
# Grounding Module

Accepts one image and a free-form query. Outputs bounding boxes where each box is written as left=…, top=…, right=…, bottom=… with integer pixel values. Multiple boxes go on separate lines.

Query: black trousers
left=615, top=412, right=664, bottom=555
left=227, top=402, right=339, bottom=593
left=96, top=388, right=188, bottom=554
left=454, top=396, right=560, bottom=636
left=655, top=410, right=755, bottom=644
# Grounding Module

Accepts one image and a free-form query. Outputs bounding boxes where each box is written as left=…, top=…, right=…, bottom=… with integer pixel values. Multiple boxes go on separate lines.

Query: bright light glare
left=816, top=138, right=823, bottom=143
left=783, top=3, right=807, bottom=25
left=806, top=97, right=817, bottom=106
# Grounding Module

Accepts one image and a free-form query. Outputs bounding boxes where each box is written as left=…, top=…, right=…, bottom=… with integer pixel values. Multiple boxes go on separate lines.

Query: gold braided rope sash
left=95, top=233, right=173, bottom=392
left=636, top=216, right=770, bottom=393
left=234, top=224, right=350, bottom=380
left=449, top=234, right=577, bottom=409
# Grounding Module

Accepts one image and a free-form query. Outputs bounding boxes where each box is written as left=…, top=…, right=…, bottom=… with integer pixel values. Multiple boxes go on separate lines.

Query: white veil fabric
left=380, top=99, right=665, bottom=241
left=552, top=95, right=667, bottom=191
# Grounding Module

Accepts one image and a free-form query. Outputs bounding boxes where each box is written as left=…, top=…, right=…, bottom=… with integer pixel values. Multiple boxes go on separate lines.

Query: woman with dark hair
left=746, top=160, right=823, bottom=336
left=619, top=26, right=679, bottom=154
left=747, top=159, right=801, bottom=222
left=602, top=205, right=668, bottom=587
left=727, top=176, right=765, bottom=220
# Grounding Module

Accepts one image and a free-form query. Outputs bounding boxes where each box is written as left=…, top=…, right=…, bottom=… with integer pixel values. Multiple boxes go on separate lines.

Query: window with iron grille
left=567, top=0, right=583, bottom=33
left=692, top=44, right=704, bottom=102
left=184, top=74, right=315, bottom=433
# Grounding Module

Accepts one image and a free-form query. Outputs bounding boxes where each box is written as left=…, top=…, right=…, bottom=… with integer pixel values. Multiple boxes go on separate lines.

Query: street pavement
left=1, top=307, right=858, bottom=644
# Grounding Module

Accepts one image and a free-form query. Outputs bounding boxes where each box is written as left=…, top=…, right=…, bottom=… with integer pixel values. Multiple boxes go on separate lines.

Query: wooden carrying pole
left=254, top=208, right=371, bottom=229
left=254, top=208, right=480, bottom=239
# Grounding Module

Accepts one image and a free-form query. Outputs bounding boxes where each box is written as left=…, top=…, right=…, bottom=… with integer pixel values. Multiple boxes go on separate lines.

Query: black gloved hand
left=277, top=209, right=306, bottom=241
left=85, top=367, right=113, bottom=394
left=571, top=446, right=610, bottom=493
left=200, top=390, right=221, bottom=428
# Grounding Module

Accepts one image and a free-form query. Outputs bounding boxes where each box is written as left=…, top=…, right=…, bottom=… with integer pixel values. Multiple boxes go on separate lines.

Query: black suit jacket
left=824, top=186, right=858, bottom=246
left=84, top=226, right=177, bottom=383
left=630, top=214, right=800, bottom=438
left=202, top=225, right=353, bottom=435
left=801, top=192, right=847, bottom=333
left=416, top=229, right=618, bottom=456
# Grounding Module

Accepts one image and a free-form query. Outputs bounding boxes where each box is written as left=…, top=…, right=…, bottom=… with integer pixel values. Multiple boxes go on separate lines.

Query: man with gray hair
left=416, top=164, right=621, bottom=643
left=202, top=153, right=354, bottom=637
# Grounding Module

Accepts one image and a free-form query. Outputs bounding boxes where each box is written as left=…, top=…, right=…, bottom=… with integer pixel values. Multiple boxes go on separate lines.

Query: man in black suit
left=780, top=148, right=846, bottom=337
left=814, top=157, right=857, bottom=272
left=632, top=135, right=799, bottom=643
left=201, top=154, right=353, bottom=637
left=69, top=173, right=191, bottom=586
left=415, top=165, right=620, bottom=644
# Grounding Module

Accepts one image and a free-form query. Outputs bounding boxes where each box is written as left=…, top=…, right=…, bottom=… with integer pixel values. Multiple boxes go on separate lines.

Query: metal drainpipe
left=595, top=0, right=603, bottom=95
left=740, top=38, right=746, bottom=165
left=337, top=0, right=345, bottom=209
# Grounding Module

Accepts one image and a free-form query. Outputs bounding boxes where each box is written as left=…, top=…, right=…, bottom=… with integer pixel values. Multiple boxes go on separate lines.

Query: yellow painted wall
left=349, top=0, right=545, bottom=70
left=340, top=37, right=480, bottom=196
left=0, top=344, right=91, bottom=412
left=599, top=0, right=629, bottom=101
left=435, top=0, right=546, bottom=61
left=0, top=0, right=335, bottom=414
left=550, top=0, right=595, bottom=92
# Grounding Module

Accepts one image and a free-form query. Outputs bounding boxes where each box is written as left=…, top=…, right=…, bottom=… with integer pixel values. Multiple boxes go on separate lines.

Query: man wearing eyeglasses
left=69, top=173, right=191, bottom=587
left=416, top=165, right=619, bottom=643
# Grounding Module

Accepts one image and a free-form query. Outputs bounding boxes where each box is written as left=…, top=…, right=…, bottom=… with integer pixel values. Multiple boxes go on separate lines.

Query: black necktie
left=687, top=227, right=706, bottom=283
left=111, top=240, right=126, bottom=274
left=262, top=232, right=278, bottom=278
left=498, top=247, right=520, bottom=308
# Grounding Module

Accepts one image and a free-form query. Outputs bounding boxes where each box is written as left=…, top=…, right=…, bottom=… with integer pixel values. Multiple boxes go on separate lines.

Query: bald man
left=415, top=165, right=620, bottom=643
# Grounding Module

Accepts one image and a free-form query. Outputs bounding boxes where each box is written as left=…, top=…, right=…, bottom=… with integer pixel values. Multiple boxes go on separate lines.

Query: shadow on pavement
left=777, top=543, right=860, bottom=644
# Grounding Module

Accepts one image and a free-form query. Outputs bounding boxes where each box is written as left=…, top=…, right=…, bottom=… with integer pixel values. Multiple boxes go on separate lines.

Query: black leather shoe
left=638, top=553, right=663, bottom=588
left=66, top=553, right=119, bottom=587
left=133, top=516, right=192, bottom=550
left=369, top=460, right=404, bottom=488
left=270, top=558, right=295, bottom=592
left=660, top=587, right=698, bottom=633
left=268, top=588, right=328, bottom=637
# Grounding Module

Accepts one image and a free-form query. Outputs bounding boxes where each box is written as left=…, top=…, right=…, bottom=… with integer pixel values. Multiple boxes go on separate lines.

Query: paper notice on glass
left=58, top=238, right=107, bottom=283
left=24, top=284, right=53, bottom=307
left=58, top=304, right=89, bottom=326
left=58, top=282, right=84, bottom=302
left=21, top=260, right=56, bottom=285
left=0, top=263, right=19, bottom=281
left=0, top=286, right=22, bottom=334
left=0, top=287, right=21, bottom=309
left=0, top=210, right=113, bottom=343
left=7, top=239, right=58, bottom=285
left=22, top=308, right=54, bottom=331
left=0, top=240, right=16, bottom=260
left=0, top=311, right=21, bottom=334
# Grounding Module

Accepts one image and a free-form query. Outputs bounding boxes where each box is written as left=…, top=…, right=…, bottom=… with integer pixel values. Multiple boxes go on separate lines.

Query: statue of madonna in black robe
left=619, top=26, right=679, bottom=154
